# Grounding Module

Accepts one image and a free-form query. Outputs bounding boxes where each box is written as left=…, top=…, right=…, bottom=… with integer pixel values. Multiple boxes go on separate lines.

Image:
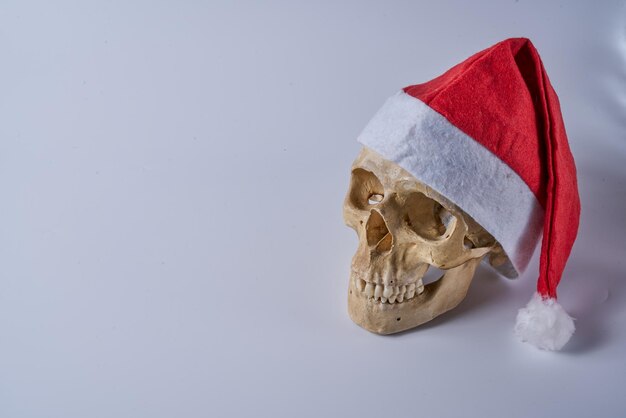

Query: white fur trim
left=514, top=293, right=575, bottom=350
left=357, top=91, right=544, bottom=277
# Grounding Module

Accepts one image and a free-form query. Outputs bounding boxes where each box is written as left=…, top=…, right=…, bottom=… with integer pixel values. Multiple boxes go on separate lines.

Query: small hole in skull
left=368, top=193, right=384, bottom=205
left=396, top=317, right=401, bottom=321
left=438, top=206, right=454, bottom=229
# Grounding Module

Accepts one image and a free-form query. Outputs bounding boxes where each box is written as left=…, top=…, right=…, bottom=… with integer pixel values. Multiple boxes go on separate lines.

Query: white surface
left=1, top=1, right=625, bottom=417
left=357, top=90, right=541, bottom=278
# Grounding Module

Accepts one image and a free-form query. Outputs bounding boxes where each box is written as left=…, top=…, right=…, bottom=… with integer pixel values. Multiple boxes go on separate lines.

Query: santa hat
left=357, top=38, right=580, bottom=350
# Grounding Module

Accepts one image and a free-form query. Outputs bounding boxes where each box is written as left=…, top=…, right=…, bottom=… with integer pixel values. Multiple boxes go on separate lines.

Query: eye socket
left=403, top=192, right=456, bottom=239
left=348, top=168, right=384, bottom=210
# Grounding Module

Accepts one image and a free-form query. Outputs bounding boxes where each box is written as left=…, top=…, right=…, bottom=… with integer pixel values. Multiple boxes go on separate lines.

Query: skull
left=344, top=147, right=509, bottom=334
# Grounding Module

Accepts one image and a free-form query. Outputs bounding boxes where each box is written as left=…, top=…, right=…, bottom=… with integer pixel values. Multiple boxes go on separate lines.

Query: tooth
left=374, top=284, right=383, bottom=299
left=397, top=286, right=406, bottom=303
left=406, top=283, right=416, bottom=299
left=365, top=283, right=374, bottom=298
left=381, top=297, right=388, bottom=303
left=388, top=294, right=397, bottom=303
left=417, top=279, right=424, bottom=295
left=383, top=285, right=393, bottom=298
left=356, top=279, right=366, bottom=292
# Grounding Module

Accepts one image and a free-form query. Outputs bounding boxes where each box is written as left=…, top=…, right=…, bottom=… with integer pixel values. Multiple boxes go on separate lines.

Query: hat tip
left=514, top=292, right=575, bottom=351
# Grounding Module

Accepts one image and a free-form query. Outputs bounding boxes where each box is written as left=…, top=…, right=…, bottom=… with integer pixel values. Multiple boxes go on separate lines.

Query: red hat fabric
left=356, top=38, right=580, bottom=350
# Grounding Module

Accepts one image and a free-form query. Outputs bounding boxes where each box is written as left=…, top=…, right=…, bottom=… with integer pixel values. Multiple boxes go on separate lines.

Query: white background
left=1, top=1, right=625, bottom=417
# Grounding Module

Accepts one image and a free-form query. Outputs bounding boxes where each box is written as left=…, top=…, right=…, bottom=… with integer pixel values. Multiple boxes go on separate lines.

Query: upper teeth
left=354, top=278, right=424, bottom=303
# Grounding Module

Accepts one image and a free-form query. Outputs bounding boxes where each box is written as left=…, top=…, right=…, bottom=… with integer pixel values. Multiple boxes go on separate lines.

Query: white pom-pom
left=514, top=292, right=575, bottom=351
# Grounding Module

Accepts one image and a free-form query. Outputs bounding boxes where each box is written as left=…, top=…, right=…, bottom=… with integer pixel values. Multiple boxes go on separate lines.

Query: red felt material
left=404, top=38, right=580, bottom=299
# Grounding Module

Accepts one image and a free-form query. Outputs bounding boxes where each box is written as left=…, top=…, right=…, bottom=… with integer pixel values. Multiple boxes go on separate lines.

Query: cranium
left=344, top=147, right=509, bottom=334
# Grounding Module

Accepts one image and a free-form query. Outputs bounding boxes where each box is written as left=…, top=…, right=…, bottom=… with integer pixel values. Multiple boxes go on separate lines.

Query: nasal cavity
left=366, top=210, right=393, bottom=252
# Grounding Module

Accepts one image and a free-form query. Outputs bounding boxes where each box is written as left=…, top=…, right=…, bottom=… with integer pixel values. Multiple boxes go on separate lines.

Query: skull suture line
left=344, top=148, right=509, bottom=334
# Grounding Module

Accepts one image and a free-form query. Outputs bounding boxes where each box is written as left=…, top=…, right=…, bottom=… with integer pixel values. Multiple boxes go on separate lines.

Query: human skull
left=344, top=147, right=509, bottom=334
